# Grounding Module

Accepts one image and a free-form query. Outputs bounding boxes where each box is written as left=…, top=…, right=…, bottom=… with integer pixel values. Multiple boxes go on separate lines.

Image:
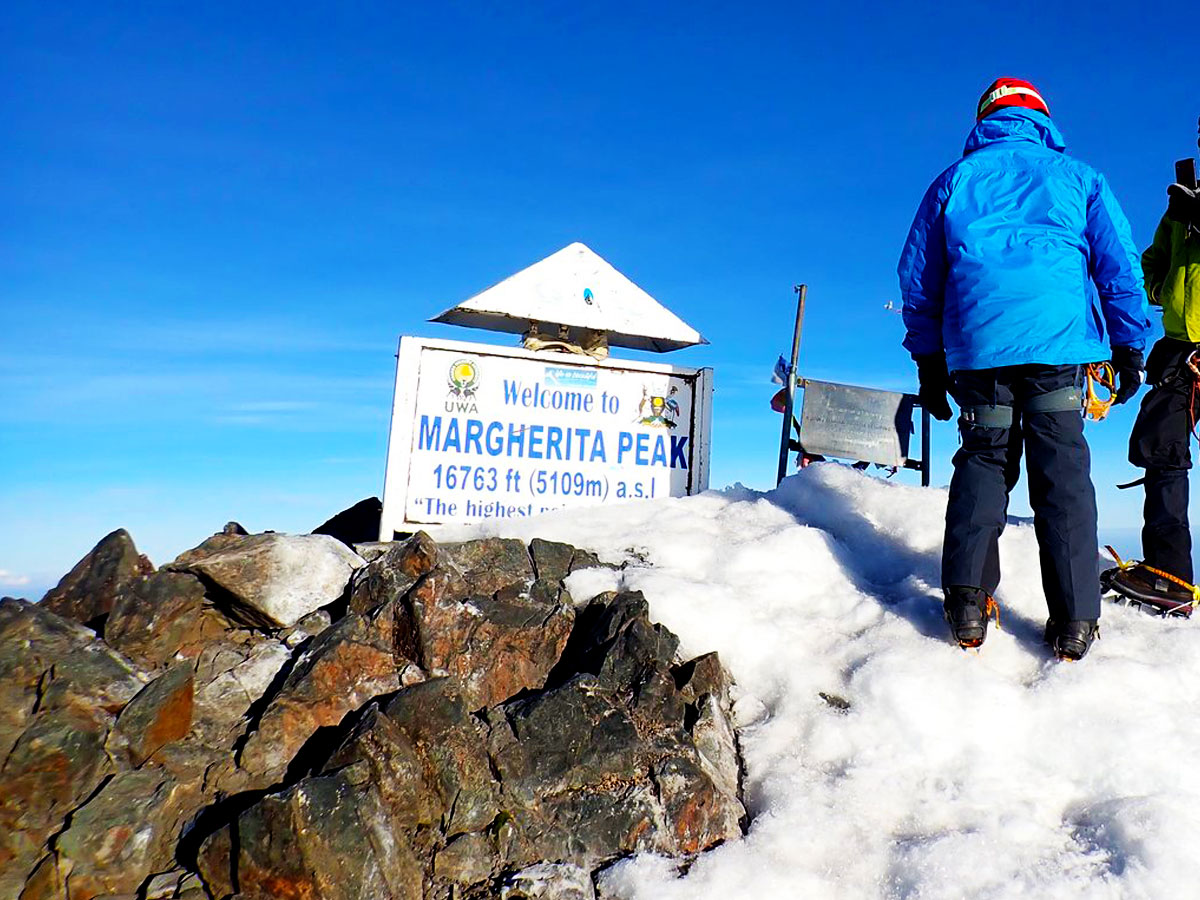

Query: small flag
left=771, top=355, right=788, bottom=385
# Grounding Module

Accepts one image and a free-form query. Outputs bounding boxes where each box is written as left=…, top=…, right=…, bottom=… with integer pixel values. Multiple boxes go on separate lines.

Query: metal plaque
left=798, top=380, right=915, bottom=467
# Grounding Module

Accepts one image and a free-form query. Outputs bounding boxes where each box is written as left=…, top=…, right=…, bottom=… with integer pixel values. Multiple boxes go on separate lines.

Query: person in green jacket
left=1107, top=118, right=1200, bottom=613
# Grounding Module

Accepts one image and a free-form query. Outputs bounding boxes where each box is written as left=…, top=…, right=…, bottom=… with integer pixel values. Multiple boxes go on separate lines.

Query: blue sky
left=2, top=0, right=1195, bottom=595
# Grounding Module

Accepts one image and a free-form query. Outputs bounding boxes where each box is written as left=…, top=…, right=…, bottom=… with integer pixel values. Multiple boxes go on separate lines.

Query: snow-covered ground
left=440, top=464, right=1200, bottom=899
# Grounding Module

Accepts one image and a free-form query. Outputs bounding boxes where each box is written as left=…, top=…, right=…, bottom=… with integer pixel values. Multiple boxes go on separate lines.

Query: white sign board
left=379, top=336, right=713, bottom=538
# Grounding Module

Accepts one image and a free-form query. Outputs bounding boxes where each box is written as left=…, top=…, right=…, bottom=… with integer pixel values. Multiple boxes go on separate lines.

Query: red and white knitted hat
left=977, top=78, right=1050, bottom=120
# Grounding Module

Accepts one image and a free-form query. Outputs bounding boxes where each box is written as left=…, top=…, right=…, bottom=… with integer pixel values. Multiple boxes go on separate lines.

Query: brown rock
left=0, top=598, right=107, bottom=759
left=38, top=643, right=147, bottom=716
left=198, top=771, right=423, bottom=900
left=433, top=831, right=496, bottom=886
left=55, top=766, right=205, bottom=900
left=397, top=542, right=574, bottom=710
left=41, top=528, right=154, bottom=627
left=114, top=663, right=194, bottom=766
left=373, top=678, right=500, bottom=835
left=438, top=538, right=535, bottom=598
left=323, top=704, right=442, bottom=830
left=18, top=853, right=67, bottom=900
left=529, top=538, right=604, bottom=584
left=238, top=607, right=404, bottom=779
left=105, top=571, right=233, bottom=669
left=0, top=705, right=115, bottom=898
left=348, top=531, right=438, bottom=615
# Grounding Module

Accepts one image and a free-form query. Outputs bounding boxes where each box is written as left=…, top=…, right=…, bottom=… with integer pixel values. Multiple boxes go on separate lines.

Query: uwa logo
left=445, top=359, right=480, bottom=413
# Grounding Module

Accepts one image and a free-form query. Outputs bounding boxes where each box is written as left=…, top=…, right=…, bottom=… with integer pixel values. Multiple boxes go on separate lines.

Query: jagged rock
left=395, top=540, right=574, bottom=710
left=280, top=608, right=333, bottom=648
left=207, top=585, right=744, bottom=898
left=501, top=863, right=596, bottom=900
left=313, top=497, right=383, bottom=548
left=105, top=571, right=234, bottom=669
left=372, top=678, right=501, bottom=834
left=480, top=592, right=744, bottom=868
left=143, top=868, right=189, bottom=899
left=0, top=704, right=116, bottom=898
left=190, top=636, right=291, bottom=749
left=238, top=605, right=406, bottom=779
left=440, top=538, right=536, bottom=598
left=353, top=541, right=392, bottom=563
left=113, top=662, right=194, bottom=766
left=18, top=854, right=67, bottom=900
left=529, top=538, right=603, bottom=584
left=40, top=528, right=155, bottom=628
left=433, top=831, right=496, bottom=886
left=348, top=531, right=438, bottom=615
left=0, top=598, right=132, bottom=759
left=324, top=704, right=443, bottom=830
left=39, top=641, right=148, bottom=716
left=408, top=577, right=575, bottom=710
left=4, top=535, right=746, bottom=900
left=54, top=765, right=205, bottom=900
left=170, top=533, right=366, bottom=628
left=197, top=770, right=424, bottom=900
left=677, top=653, right=742, bottom=815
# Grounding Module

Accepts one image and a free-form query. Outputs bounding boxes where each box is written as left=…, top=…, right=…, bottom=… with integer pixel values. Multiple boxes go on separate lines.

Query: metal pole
left=776, top=284, right=808, bottom=486
left=920, top=406, right=931, bottom=487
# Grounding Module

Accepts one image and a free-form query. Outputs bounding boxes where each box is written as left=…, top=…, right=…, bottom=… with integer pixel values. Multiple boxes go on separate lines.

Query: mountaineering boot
left=1042, top=619, right=1059, bottom=647
left=943, top=586, right=993, bottom=649
left=1050, top=620, right=1099, bottom=661
left=1102, top=564, right=1195, bottom=617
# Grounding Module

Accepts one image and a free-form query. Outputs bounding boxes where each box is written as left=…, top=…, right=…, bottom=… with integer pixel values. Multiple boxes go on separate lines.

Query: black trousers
left=1128, top=337, right=1197, bottom=582
left=943, top=365, right=1100, bottom=622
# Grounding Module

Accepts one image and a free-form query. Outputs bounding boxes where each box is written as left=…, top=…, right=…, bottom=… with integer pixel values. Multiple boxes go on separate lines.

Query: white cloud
left=0, top=569, right=32, bottom=587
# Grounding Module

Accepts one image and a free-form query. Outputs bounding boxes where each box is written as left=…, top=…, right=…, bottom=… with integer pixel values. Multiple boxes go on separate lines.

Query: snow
left=437, top=463, right=1200, bottom=898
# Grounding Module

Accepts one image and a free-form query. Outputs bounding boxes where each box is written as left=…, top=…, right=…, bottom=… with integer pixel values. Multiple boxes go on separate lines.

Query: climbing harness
left=1083, top=362, right=1117, bottom=421
left=1103, top=545, right=1200, bottom=617
left=1186, top=349, right=1200, bottom=443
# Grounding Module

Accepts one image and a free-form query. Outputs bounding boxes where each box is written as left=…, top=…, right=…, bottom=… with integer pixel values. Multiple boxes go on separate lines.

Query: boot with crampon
left=1045, top=619, right=1099, bottom=661
left=943, top=586, right=994, bottom=650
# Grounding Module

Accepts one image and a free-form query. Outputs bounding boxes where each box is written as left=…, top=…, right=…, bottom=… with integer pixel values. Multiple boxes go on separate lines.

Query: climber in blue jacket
left=898, top=77, right=1151, bottom=660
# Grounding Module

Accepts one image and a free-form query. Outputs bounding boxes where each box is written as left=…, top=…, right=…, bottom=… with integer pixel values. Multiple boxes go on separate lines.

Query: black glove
left=1166, top=182, right=1200, bottom=227
left=1111, top=345, right=1145, bottom=405
left=915, top=354, right=953, bottom=421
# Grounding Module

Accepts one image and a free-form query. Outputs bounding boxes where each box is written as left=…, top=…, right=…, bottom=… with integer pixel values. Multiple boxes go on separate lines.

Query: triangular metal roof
left=430, top=242, right=706, bottom=353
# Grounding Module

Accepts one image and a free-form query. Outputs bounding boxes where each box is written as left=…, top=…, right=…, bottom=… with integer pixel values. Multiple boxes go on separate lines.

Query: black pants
left=943, top=365, right=1100, bottom=622
left=1128, top=337, right=1197, bottom=582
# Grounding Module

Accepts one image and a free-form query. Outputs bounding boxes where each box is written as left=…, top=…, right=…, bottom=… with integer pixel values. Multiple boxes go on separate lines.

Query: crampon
left=1101, top=546, right=1198, bottom=618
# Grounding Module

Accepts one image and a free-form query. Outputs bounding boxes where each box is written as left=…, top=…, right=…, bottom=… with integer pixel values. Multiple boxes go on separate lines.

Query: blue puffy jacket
left=899, top=108, right=1150, bottom=372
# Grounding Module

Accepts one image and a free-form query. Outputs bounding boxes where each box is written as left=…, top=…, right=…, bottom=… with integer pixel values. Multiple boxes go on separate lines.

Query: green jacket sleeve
left=1142, top=214, right=1172, bottom=305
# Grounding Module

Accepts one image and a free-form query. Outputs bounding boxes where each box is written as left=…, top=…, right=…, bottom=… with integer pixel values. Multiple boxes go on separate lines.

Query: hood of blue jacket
left=963, top=108, right=1067, bottom=157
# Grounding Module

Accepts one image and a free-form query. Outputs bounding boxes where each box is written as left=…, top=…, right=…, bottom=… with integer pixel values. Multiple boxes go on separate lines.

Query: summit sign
left=378, top=337, right=713, bottom=537
left=379, top=242, right=711, bottom=537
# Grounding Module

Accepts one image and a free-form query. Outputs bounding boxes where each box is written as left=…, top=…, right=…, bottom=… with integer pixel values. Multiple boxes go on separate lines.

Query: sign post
left=379, top=337, right=713, bottom=539
left=776, top=284, right=807, bottom=486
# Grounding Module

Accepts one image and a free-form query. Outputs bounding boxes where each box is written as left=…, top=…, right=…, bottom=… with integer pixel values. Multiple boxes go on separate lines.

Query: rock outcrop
left=40, top=528, right=154, bottom=628
left=0, top=523, right=745, bottom=900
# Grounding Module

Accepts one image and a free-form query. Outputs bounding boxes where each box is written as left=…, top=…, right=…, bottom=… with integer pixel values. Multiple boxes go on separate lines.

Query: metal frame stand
left=774, top=283, right=932, bottom=488
left=775, top=285, right=806, bottom=487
